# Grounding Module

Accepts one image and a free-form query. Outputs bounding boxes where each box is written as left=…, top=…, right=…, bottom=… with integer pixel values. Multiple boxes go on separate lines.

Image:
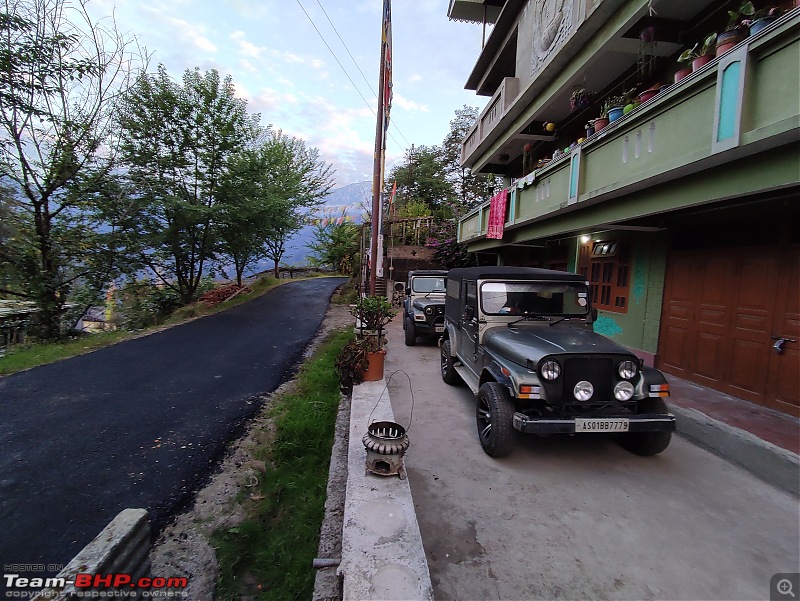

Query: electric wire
left=294, top=0, right=410, bottom=153
left=313, top=0, right=413, bottom=149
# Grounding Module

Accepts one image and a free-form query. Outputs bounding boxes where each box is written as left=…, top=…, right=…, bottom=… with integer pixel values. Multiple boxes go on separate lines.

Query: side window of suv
left=465, top=281, right=477, bottom=321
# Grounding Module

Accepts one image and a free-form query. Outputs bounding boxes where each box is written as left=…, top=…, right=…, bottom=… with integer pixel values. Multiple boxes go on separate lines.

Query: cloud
left=393, top=94, right=429, bottom=113
left=230, top=31, right=265, bottom=59
left=163, top=16, right=217, bottom=53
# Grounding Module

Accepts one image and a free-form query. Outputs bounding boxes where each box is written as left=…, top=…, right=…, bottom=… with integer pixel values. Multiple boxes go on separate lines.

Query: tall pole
left=369, top=15, right=387, bottom=296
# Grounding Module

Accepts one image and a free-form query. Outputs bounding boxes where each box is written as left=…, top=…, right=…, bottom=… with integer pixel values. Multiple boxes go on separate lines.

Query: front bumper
left=512, top=412, right=677, bottom=434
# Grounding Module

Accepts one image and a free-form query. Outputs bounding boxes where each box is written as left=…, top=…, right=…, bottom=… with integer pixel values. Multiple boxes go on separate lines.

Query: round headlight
left=540, top=360, right=561, bottom=381
left=574, top=381, right=594, bottom=401
left=425, top=307, right=433, bottom=315
left=614, top=381, right=635, bottom=401
left=618, top=360, right=638, bottom=380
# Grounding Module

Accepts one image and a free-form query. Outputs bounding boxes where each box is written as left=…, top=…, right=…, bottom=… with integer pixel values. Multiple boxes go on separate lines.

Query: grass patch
left=0, top=330, right=129, bottom=375
left=212, top=328, right=352, bottom=601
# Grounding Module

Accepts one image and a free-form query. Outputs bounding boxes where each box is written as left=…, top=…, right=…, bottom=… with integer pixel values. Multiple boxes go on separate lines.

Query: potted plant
left=677, top=32, right=718, bottom=71
left=717, top=1, right=755, bottom=55
left=335, top=337, right=369, bottom=395
left=349, top=294, right=396, bottom=341
left=744, top=6, right=784, bottom=34
left=603, top=95, right=627, bottom=123
left=593, top=107, right=610, bottom=132
left=638, top=83, right=662, bottom=104
left=569, top=87, right=595, bottom=111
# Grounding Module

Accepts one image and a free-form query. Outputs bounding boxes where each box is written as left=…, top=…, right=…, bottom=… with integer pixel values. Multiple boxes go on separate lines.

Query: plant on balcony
left=603, top=95, right=627, bottom=122
left=743, top=6, right=784, bottom=34
left=717, top=1, right=756, bottom=54
left=569, top=87, right=595, bottom=111
left=678, top=32, right=718, bottom=70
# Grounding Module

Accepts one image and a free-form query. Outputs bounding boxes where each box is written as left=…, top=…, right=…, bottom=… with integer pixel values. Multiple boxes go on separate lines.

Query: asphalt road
left=0, top=277, right=346, bottom=574
left=384, top=318, right=800, bottom=601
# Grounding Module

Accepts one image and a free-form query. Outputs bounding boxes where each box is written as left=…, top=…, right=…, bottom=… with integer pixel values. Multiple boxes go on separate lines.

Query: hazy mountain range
left=246, top=180, right=371, bottom=275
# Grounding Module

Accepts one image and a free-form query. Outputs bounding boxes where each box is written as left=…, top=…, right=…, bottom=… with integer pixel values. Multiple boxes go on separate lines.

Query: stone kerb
left=338, top=378, right=433, bottom=601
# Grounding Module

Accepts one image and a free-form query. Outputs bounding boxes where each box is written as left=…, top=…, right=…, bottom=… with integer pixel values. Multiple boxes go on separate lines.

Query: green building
left=448, top=0, right=799, bottom=415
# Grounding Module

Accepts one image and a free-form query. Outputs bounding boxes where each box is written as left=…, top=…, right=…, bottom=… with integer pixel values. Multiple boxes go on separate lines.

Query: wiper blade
left=549, top=317, right=568, bottom=326
left=507, top=314, right=546, bottom=327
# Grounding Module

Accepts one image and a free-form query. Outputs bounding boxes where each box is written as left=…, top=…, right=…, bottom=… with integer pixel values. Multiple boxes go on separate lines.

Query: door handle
left=771, top=336, right=797, bottom=354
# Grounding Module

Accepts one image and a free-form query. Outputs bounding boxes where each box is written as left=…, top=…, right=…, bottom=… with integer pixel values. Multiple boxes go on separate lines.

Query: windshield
left=480, top=281, right=589, bottom=316
left=412, top=276, right=446, bottom=293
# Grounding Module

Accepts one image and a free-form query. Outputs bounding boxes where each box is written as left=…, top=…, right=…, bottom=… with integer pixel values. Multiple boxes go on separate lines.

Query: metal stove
left=362, top=421, right=409, bottom=479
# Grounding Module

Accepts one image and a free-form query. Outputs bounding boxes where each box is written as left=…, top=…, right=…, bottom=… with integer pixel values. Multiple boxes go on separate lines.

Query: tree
left=256, top=131, right=334, bottom=278
left=0, top=0, right=145, bottom=339
left=441, top=105, right=501, bottom=216
left=118, top=65, right=259, bottom=303
left=308, top=221, right=360, bottom=275
left=385, top=145, right=453, bottom=216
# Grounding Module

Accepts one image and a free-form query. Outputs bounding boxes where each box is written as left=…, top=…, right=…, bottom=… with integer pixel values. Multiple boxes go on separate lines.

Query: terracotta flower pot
left=362, top=349, right=386, bottom=381
left=638, top=89, right=659, bottom=103
left=692, top=54, right=713, bottom=71
left=716, top=29, right=748, bottom=56
left=674, top=67, right=692, bottom=83
left=593, top=117, right=609, bottom=131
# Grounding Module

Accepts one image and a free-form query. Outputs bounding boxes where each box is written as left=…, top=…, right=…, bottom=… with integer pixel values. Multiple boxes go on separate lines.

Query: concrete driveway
left=383, top=317, right=800, bottom=601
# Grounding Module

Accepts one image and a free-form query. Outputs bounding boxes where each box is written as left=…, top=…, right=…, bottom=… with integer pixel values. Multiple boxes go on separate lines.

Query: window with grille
left=577, top=240, right=630, bottom=313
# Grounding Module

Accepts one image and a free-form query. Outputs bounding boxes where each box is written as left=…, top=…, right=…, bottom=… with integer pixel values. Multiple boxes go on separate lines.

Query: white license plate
left=435, top=325, right=444, bottom=333
left=575, top=418, right=630, bottom=433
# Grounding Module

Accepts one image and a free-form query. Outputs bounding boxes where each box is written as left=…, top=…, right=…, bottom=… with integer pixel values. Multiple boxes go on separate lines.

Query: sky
left=85, top=0, right=488, bottom=188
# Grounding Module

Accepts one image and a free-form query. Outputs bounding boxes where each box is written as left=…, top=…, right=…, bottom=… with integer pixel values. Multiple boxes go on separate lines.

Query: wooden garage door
left=658, top=246, right=799, bottom=416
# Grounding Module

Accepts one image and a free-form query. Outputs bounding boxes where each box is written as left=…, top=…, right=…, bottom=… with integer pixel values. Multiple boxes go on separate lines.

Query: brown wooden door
left=658, top=246, right=799, bottom=416
left=766, top=249, right=800, bottom=416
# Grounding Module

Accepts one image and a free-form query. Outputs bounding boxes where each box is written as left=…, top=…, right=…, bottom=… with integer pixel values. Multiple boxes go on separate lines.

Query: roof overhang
left=448, top=0, right=504, bottom=24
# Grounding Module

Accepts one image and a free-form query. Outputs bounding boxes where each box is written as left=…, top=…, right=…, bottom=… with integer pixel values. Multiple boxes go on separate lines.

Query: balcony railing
left=458, top=14, right=799, bottom=244
left=461, top=77, right=520, bottom=165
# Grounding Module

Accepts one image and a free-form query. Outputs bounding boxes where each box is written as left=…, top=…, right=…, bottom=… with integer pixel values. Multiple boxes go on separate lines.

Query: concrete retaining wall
left=33, top=509, right=151, bottom=600
left=339, top=379, right=433, bottom=601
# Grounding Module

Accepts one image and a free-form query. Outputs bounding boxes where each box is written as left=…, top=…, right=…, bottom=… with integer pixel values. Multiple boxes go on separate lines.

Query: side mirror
left=463, top=306, right=475, bottom=322
left=590, top=307, right=598, bottom=322
left=405, top=286, right=411, bottom=296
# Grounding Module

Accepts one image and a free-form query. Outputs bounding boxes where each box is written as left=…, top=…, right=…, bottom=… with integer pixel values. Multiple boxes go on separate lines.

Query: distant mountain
left=248, top=181, right=372, bottom=274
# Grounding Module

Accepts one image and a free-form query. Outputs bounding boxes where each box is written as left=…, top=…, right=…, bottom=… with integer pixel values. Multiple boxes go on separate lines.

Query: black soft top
left=446, top=266, right=586, bottom=284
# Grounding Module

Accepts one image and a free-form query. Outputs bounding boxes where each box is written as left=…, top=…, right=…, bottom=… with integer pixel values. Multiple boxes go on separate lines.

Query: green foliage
left=212, top=329, right=350, bottom=601
left=678, top=33, right=718, bottom=62
left=349, top=295, right=395, bottom=332
left=0, top=0, right=146, bottom=340
left=118, top=65, right=260, bottom=304
left=426, top=220, right=476, bottom=269
left=394, top=199, right=430, bottom=219
left=726, top=1, right=755, bottom=30
left=308, top=222, right=360, bottom=275
left=0, top=331, right=129, bottom=376
left=385, top=106, right=500, bottom=221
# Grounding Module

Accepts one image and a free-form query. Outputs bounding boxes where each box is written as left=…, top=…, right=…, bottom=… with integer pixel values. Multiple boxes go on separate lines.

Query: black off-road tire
left=440, top=340, right=461, bottom=385
left=617, top=397, right=673, bottom=456
left=476, top=382, right=516, bottom=457
left=404, top=317, right=416, bottom=346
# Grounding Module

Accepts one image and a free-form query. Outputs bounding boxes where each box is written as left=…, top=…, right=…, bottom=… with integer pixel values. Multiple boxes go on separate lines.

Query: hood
left=412, top=296, right=445, bottom=310
left=485, top=325, right=632, bottom=367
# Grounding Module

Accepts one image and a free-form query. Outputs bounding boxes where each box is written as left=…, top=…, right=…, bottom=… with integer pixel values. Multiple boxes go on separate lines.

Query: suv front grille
left=563, top=358, right=613, bottom=403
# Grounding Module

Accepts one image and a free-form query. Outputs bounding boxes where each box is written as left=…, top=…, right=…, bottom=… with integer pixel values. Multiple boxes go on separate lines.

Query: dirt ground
left=150, top=301, right=353, bottom=601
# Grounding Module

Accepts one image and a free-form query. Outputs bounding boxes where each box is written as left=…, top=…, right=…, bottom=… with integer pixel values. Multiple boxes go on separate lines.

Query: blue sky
left=87, top=0, right=487, bottom=187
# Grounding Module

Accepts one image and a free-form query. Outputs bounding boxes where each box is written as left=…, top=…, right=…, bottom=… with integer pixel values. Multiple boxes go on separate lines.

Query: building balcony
left=458, top=13, right=800, bottom=246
